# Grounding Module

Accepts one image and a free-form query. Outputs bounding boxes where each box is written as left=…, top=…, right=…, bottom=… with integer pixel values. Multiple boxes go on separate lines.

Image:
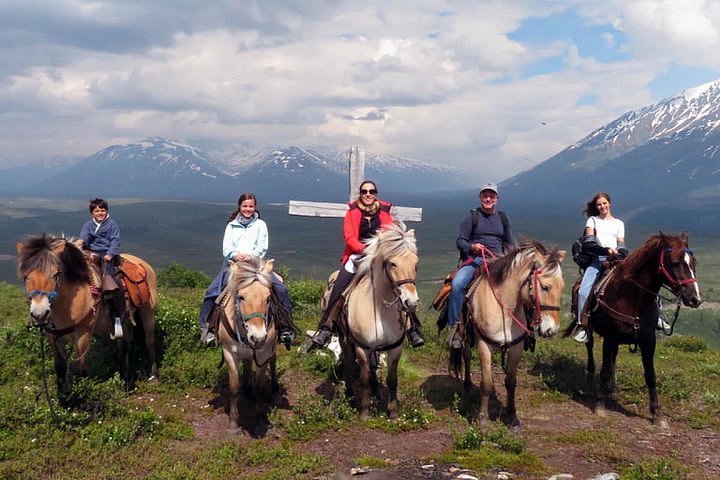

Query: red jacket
left=341, top=199, right=394, bottom=263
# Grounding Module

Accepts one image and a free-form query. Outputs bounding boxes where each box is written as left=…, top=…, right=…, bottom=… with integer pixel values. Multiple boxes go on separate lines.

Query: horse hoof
left=360, top=411, right=370, bottom=421
left=653, top=417, right=669, bottom=429
left=594, top=406, right=607, bottom=417
left=388, top=411, right=398, bottom=421
left=226, top=426, right=242, bottom=437
left=510, top=422, right=521, bottom=434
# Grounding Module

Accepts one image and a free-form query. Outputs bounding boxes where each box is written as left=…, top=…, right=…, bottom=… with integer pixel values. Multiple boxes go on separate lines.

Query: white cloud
left=0, top=0, right=718, bottom=183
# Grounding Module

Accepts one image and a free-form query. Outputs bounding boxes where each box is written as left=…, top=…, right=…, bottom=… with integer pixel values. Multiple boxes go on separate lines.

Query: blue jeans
left=198, top=261, right=292, bottom=329
left=447, top=257, right=485, bottom=327
left=577, top=259, right=602, bottom=321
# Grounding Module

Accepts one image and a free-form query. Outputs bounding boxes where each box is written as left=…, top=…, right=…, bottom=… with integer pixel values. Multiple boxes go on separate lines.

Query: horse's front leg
left=503, top=343, right=524, bottom=432
left=475, top=339, right=493, bottom=425
left=223, top=349, right=241, bottom=432
left=355, top=347, right=372, bottom=420
left=49, top=335, right=71, bottom=402
left=386, top=346, right=403, bottom=420
left=596, top=337, right=618, bottom=417
left=639, top=333, right=667, bottom=428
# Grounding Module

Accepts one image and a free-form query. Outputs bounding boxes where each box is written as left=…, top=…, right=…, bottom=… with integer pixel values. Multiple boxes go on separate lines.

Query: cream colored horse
left=336, top=221, right=419, bottom=420
left=17, top=235, right=158, bottom=399
left=217, top=258, right=278, bottom=431
left=458, top=241, right=565, bottom=430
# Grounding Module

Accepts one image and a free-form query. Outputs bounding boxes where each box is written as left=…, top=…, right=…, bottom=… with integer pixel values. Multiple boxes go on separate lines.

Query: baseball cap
left=479, top=183, right=498, bottom=194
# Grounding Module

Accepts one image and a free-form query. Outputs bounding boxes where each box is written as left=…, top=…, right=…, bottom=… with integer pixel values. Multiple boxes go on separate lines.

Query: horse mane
left=355, top=221, right=417, bottom=278
left=619, top=233, right=666, bottom=277
left=486, top=240, right=562, bottom=283
left=17, top=234, right=90, bottom=284
left=227, top=257, right=272, bottom=291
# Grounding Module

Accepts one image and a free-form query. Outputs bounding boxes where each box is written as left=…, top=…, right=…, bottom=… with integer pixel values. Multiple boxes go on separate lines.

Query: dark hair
left=583, top=192, right=611, bottom=217
left=88, top=198, right=109, bottom=213
left=358, top=180, right=378, bottom=195
left=227, top=192, right=259, bottom=223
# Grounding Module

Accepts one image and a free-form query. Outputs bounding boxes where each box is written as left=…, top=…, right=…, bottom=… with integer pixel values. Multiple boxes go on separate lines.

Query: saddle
left=431, top=263, right=483, bottom=312
left=571, top=263, right=618, bottom=323
left=117, top=256, right=152, bottom=307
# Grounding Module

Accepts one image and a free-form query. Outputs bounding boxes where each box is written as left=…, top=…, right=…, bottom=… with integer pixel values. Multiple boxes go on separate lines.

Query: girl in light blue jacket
left=199, top=193, right=294, bottom=346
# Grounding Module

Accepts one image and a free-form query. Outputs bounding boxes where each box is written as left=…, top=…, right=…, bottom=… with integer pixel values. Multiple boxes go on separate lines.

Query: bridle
left=524, top=264, right=561, bottom=328
left=658, top=246, right=698, bottom=294
left=381, top=259, right=417, bottom=312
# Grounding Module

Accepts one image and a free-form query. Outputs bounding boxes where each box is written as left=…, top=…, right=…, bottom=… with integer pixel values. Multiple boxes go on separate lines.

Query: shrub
left=288, top=279, right=325, bottom=311
left=157, top=263, right=211, bottom=289
left=661, top=335, right=707, bottom=353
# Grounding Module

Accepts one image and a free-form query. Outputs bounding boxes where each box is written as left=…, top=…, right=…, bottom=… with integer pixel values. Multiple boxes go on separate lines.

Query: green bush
left=288, top=278, right=325, bottom=311
left=157, top=263, right=211, bottom=289
left=661, top=335, right=708, bottom=353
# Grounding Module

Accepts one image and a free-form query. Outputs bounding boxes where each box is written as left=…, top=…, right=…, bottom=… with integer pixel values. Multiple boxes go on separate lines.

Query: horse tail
left=448, top=347, right=463, bottom=378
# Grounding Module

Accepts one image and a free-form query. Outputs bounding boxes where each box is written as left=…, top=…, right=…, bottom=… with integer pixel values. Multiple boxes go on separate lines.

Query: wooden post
left=288, top=146, right=422, bottom=222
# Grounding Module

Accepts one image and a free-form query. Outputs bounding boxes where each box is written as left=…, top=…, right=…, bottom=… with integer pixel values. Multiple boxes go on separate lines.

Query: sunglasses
left=360, top=189, right=377, bottom=195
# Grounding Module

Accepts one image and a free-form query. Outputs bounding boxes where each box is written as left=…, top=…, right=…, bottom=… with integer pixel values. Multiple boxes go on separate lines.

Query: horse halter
left=658, top=246, right=698, bottom=294
left=382, top=260, right=417, bottom=311
left=232, top=294, right=270, bottom=345
left=524, top=264, right=561, bottom=328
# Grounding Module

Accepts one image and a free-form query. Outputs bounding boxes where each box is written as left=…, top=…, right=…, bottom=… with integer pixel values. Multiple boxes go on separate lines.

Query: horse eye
left=389, top=262, right=397, bottom=269
left=541, top=284, right=550, bottom=292
left=237, top=295, right=245, bottom=302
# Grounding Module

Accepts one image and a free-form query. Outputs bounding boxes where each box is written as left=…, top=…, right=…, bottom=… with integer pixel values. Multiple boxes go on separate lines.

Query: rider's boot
left=405, top=312, right=425, bottom=348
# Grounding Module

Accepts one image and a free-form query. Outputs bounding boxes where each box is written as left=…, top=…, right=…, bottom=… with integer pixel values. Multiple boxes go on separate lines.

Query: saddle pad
left=118, top=257, right=151, bottom=306
left=431, top=271, right=454, bottom=311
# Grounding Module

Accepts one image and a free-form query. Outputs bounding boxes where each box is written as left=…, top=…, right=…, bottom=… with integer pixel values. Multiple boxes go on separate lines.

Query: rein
left=596, top=244, right=695, bottom=333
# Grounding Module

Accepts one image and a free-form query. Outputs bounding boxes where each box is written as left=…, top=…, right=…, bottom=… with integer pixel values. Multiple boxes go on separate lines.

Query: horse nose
left=29, top=309, right=50, bottom=326
left=688, top=296, right=702, bottom=308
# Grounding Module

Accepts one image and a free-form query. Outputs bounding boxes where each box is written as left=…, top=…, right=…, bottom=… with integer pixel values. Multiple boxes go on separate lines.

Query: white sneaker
left=657, top=317, right=671, bottom=331
left=572, top=324, right=588, bottom=343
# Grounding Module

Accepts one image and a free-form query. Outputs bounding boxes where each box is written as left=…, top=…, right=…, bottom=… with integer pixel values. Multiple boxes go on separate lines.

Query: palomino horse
left=216, top=258, right=278, bottom=431
left=334, top=221, right=419, bottom=420
left=455, top=241, right=565, bottom=430
left=16, top=235, right=158, bottom=399
left=569, top=232, right=702, bottom=427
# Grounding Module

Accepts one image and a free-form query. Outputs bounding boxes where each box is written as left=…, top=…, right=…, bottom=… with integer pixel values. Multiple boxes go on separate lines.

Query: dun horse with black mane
left=215, top=257, right=279, bottom=432
left=567, top=232, right=702, bottom=427
left=332, top=221, right=419, bottom=420
left=16, top=234, right=158, bottom=400
left=447, top=241, right=565, bottom=430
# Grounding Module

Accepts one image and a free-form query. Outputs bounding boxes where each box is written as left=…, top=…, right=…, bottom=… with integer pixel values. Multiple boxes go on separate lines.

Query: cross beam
left=288, top=146, right=423, bottom=222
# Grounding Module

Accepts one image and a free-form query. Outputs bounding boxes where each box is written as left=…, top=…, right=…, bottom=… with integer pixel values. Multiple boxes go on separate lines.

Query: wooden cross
left=288, top=146, right=423, bottom=222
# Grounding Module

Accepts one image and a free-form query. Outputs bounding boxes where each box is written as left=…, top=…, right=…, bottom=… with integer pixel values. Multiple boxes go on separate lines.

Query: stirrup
left=657, top=317, right=671, bottom=331
left=571, top=324, right=588, bottom=343
left=448, top=323, right=463, bottom=349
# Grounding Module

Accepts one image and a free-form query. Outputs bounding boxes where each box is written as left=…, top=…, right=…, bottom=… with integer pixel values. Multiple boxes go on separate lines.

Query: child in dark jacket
left=77, top=198, right=125, bottom=336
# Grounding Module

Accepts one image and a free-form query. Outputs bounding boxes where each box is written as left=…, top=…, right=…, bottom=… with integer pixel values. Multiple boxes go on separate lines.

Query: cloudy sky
left=2, top=0, right=720, bottom=181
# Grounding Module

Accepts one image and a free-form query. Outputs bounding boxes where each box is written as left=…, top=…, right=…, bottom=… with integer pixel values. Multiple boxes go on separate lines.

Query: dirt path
left=175, top=357, right=720, bottom=480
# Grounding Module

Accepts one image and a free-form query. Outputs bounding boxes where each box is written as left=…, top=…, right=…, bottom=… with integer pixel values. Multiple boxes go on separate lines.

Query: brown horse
left=454, top=241, right=565, bottom=430
left=333, top=221, right=419, bottom=420
left=216, top=258, right=278, bottom=432
left=569, top=232, right=702, bottom=427
left=16, top=235, right=158, bottom=399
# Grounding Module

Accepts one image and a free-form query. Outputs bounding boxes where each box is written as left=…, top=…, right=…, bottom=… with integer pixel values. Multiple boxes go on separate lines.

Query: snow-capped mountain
left=0, top=139, right=462, bottom=201
left=500, top=78, right=720, bottom=220
left=24, top=137, right=234, bottom=199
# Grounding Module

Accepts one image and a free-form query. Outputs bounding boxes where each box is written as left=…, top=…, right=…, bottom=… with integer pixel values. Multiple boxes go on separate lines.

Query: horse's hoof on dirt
left=388, top=411, right=399, bottom=421
left=360, top=412, right=370, bottom=422
left=510, top=422, right=521, bottom=434
left=594, top=406, right=607, bottom=417
left=653, top=417, right=669, bottom=429
left=226, top=426, right=242, bottom=437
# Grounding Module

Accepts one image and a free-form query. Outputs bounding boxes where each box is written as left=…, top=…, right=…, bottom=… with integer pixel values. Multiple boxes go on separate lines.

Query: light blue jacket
left=222, top=213, right=268, bottom=260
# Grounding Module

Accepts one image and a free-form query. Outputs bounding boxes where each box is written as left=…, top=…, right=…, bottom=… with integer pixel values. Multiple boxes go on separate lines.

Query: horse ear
left=681, top=231, right=689, bottom=242
left=407, top=229, right=415, bottom=238
left=262, top=259, right=275, bottom=274
left=15, top=242, right=23, bottom=254
left=557, top=249, right=566, bottom=262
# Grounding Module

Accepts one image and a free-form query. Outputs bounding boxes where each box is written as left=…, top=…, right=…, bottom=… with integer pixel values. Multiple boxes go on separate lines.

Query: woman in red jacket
left=311, top=180, right=425, bottom=348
